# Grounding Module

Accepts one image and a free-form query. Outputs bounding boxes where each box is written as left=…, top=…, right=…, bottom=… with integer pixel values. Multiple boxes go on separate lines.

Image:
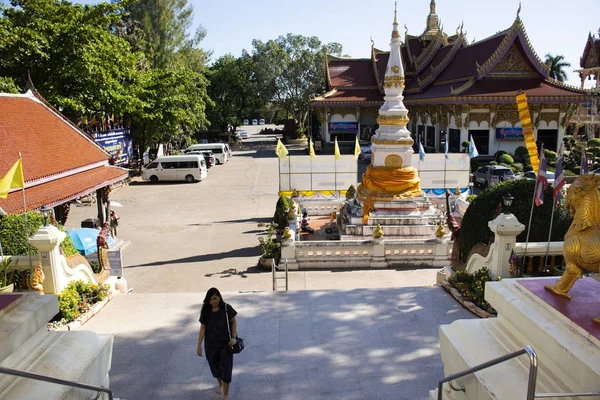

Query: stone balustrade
left=281, top=237, right=452, bottom=270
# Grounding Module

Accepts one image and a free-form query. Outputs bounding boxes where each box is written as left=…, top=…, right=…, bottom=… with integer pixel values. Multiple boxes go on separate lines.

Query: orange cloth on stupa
left=360, top=164, right=422, bottom=197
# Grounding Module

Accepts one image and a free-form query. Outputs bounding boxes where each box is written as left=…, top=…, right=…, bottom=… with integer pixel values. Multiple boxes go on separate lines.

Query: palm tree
left=545, top=54, right=571, bottom=82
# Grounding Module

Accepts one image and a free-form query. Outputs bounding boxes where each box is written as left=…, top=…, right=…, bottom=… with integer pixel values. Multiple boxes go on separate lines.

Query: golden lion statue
left=545, top=174, right=600, bottom=323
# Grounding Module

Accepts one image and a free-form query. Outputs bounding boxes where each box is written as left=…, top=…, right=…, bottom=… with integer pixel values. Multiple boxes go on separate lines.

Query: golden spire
left=421, top=0, right=440, bottom=40
left=430, top=0, right=436, bottom=13
left=392, top=2, right=400, bottom=39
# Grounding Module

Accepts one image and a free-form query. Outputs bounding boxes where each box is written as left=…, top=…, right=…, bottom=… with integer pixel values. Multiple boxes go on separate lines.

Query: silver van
left=184, top=143, right=229, bottom=164
left=142, top=155, right=207, bottom=183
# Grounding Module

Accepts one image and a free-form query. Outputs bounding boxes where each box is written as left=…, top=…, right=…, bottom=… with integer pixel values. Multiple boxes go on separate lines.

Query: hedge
left=499, top=154, right=514, bottom=164
left=0, top=212, right=78, bottom=257
left=459, top=179, right=572, bottom=262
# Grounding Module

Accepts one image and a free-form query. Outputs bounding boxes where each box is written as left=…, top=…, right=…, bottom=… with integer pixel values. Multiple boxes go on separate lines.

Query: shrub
left=512, top=163, right=524, bottom=172
left=257, top=223, right=280, bottom=259
left=489, top=161, right=498, bottom=166
left=544, top=149, right=558, bottom=163
left=494, top=150, right=507, bottom=162
left=0, top=212, right=78, bottom=257
left=524, top=165, right=533, bottom=172
left=588, top=138, right=600, bottom=148
left=58, top=280, right=109, bottom=322
left=466, top=194, right=477, bottom=203
left=459, top=179, right=572, bottom=262
left=499, top=154, right=514, bottom=165
left=462, top=140, right=470, bottom=153
left=346, top=185, right=356, bottom=200
left=273, top=195, right=291, bottom=232
left=448, top=266, right=498, bottom=313
left=563, top=169, right=577, bottom=177
left=514, top=146, right=529, bottom=157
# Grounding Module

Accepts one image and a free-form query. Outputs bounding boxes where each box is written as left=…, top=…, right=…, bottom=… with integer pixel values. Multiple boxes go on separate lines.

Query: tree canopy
left=545, top=54, right=571, bottom=82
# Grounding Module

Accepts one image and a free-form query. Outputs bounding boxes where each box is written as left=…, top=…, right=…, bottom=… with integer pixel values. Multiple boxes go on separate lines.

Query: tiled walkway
left=83, top=287, right=474, bottom=400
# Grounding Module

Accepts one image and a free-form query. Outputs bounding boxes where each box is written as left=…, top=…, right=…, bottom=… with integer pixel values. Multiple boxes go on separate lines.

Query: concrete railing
left=281, top=237, right=452, bottom=270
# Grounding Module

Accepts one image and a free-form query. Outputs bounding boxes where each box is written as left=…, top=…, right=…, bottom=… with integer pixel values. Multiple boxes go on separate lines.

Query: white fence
left=282, top=238, right=452, bottom=270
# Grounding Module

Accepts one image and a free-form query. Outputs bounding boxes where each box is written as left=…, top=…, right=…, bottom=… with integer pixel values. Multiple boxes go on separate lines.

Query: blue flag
left=419, top=141, right=425, bottom=161
left=444, top=139, right=449, bottom=159
left=468, top=135, right=479, bottom=158
left=581, top=149, right=588, bottom=174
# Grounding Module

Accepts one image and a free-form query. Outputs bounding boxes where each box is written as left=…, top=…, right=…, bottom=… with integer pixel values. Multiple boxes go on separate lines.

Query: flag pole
left=544, top=200, right=557, bottom=269
left=523, top=179, right=537, bottom=262
left=18, top=153, right=33, bottom=269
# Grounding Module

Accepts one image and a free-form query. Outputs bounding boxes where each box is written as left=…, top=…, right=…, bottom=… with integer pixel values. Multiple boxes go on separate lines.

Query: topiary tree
left=273, top=195, right=291, bottom=233
left=0, top=212, right=78, bottom=257
left=499, top=154, right=514, bottom=165
left=346, top=185, right=356, bottom=200
left=458, top=179, right=572, bottom=262
left=462, top=140, right=470, bottom=153
left=544, top=149, right=557, bottom=165
left=494, top=150, right=508, bottom=162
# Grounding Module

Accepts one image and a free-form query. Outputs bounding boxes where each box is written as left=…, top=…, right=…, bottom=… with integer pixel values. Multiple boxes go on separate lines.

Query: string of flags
left=275, top=137, right=362, bottom=160
left=76, top=114, right=131, bottom=132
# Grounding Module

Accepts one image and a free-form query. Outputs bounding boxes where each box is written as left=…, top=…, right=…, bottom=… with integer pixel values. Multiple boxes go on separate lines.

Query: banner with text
left=414, top=153, right=471, bottom=189
left=92, top=129, right=133, bottom=166
left=495, top=127, right=524, bottom=141
left=279, top=155, right=358, bottom=191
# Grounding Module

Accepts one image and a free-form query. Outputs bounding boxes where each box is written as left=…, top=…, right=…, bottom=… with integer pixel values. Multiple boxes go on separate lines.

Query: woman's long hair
left=201, top=287, right=224, bottom=316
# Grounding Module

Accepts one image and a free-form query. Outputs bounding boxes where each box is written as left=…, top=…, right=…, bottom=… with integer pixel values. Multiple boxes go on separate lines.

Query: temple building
left=311, top=0, right=591, bottom=155
left=572, top=31, right=600, bottom=137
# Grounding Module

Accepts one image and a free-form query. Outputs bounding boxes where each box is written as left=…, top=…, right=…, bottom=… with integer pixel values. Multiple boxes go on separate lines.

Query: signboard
left=92, top=129, right=133, bottom=166
left=329, top=122, right=358, bottom=134
left=279, top=155, right=358, bottom=191
left=85, top=247, right=124, bottom=277
left=414, top=153, right=470, bottom=189
left=496, top=127, right=523, bottom=141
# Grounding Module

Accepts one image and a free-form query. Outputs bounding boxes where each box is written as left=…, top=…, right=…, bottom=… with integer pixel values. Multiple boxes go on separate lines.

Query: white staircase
left=430, top=278, right=600, bottom=400
left=0, top=293, right=114, bottom=399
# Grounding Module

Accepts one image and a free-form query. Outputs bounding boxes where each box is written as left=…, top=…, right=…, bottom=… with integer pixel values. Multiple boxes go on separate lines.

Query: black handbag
left=225, top=303, right=244, bottom=354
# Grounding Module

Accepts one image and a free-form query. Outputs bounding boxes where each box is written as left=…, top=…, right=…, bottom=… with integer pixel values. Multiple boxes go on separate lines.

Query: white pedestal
left=432, top=277, right=600, bottom=399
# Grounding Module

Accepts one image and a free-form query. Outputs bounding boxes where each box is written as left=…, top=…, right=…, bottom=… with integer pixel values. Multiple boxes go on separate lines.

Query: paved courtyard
left=65, top=136, right=439, bottom=293
left=84, top=287, right=474, bottom=400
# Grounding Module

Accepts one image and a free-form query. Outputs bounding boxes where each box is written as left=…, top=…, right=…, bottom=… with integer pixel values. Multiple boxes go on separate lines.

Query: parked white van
left=184, top=143, right=229, bottom=164
left=142, top=155, right=207, bottom=183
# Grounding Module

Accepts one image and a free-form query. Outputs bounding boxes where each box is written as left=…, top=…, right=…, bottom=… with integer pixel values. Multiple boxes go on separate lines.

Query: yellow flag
left=0, top=159, right=25, bottom=199
left=309, top=138, right=316, bottom=159
left=334, top=137, right=340, bottom=160
left=275, top=138, right=288, bottom=159
left=516, top=93, right=540, bottom=175
left=354, top=136, right=361, bottom=159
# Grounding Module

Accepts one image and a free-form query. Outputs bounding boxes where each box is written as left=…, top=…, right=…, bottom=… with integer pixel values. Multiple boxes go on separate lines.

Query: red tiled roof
left=0, top=166, right=127, bottom=215
left=0, top=93, right=108, bottom=182
left=435, top=33, right=507, bottom=82
left=461, top=79, right=589, bottom=99
left=328, top=59, right=378, bottom=87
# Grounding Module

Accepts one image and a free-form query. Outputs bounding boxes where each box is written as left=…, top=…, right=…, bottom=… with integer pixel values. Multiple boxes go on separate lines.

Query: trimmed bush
left=346, top=185, right=356, bottom=200
left=563, top=169, right=577, bottom=177
left=494, top=150, right=507, bottom=162
left=0, top=212, right=78, bottom=257
left=512, top=163, right=524, bottom=172
left=58, top=280, right=109, bottom=322
left=273, top=195, right=291, bottom=232
left=489, top=161, right=498, bottom=165
left=588, top=138, right=600, bottom=148
left=466, top=194, right=477, bottom=203
left=462, top=140, right=470, bottom=153
left=459, top=179, right=572, bottom=262
left=499, top=154, right=514, bottom=164
left=544, top=149, right=557, bottom=163
left=515, top=146, right=529, bottom=157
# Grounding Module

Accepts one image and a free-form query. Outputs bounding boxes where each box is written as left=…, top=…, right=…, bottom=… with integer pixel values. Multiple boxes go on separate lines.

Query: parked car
left=358, top=145, right=372, bottom=163
left=252, top=119, right=258, bottom=125
left=238, top=130, right=249, bottom=139
left=181, top=150, right=215, bottom=168
left=520, top=170, right=556, bottom=186
left=243, top=119, right=249, bottom=125
left=259, top=119, right=265, bottom=125
left=473, top=165, right=515, bottom=188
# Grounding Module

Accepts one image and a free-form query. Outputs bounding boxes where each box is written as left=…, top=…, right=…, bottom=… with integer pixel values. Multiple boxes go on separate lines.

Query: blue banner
left=496, top=127, right=523, bottom=141
left=92, top=129, right=133, bottom=166
left=329, top=122, right=358, bottom=134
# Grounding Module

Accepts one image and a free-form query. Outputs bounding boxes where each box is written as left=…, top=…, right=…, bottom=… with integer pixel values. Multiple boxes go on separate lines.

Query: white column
left=487, top=213, right=525, bottom=278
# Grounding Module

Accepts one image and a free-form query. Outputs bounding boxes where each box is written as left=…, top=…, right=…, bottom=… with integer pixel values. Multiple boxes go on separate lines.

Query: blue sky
left=192, top=0, right=598, bottom=88
left=4, top=0, right=598, bottom=88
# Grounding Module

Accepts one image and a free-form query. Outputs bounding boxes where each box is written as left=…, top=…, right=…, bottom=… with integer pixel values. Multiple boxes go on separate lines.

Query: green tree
left=545, top=54, right=571, bottom=82
left=251, top=35, right=343, bottom=130
left=0, top=0, right=145, bottom=119
left=133, top=67, right=212, bottom=156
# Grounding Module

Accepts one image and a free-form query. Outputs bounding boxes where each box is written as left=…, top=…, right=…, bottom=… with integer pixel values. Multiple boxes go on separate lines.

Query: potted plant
left=0, top=256, right=15, bottom=293
left=258, top=223, right=281, bottom=269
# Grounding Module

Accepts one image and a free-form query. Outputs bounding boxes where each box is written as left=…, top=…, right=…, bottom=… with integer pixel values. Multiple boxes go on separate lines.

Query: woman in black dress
left=197, top=288, right=237, bottom=399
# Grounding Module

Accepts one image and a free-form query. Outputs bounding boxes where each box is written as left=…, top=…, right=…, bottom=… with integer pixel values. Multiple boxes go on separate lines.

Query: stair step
left=0, top=328, right=113, bottom=400
left=0, top=293, right=59, bottom=363
left=439, top=319, right=570, bottom=400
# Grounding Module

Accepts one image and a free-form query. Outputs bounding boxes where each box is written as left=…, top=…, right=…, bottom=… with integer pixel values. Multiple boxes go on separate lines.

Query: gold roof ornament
left=435, top=222, right=446, bottom=238
left=421, top=0, right=440, bottom=40
left=544, top=174, right=600, bottom=324
left=391, top=1, right=400, bottom=39
left=373, top=224, right=384, bottom=239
